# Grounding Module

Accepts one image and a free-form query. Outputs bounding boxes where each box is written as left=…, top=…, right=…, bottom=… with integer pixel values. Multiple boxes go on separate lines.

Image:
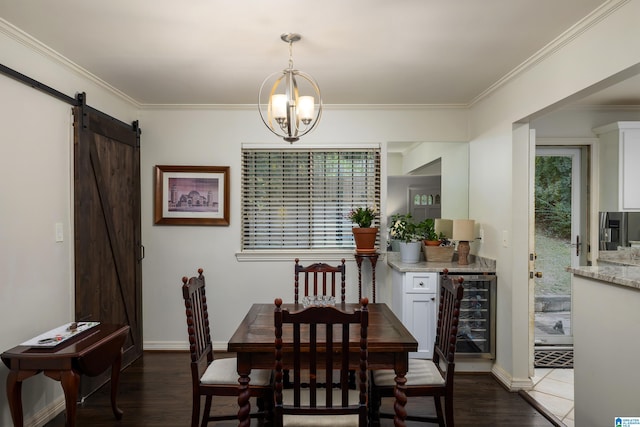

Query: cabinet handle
left=419, top=282, right=424, bottom=286
left=431, top=297, right=435, bottom=301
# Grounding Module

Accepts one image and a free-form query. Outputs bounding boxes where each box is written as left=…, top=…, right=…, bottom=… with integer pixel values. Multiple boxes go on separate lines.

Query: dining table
left=227, top=302, right=418, bottom=427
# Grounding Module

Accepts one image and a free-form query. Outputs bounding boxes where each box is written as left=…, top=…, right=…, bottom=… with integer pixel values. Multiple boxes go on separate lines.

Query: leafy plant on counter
left=389, top=213, right=420, bottom=243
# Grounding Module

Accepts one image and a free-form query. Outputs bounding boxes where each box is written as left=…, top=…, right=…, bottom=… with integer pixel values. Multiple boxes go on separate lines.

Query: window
left=242, top=146, right=381, bottom=250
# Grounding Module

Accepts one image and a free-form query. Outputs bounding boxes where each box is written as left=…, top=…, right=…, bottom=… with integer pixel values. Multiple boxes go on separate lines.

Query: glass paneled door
left=534, top=147, right=584, bottom=348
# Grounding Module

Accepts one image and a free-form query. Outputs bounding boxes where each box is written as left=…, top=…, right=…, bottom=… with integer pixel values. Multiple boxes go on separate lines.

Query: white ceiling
left=1, top=0, right=637, bottom=107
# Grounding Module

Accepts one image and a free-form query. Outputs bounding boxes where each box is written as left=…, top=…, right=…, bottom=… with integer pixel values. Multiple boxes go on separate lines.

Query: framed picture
left=154, top=165, right=230, bottom=225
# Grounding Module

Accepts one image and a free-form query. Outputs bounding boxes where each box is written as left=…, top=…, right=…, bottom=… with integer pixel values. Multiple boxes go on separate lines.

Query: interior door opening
left=533, top=147, right=586, bottom=368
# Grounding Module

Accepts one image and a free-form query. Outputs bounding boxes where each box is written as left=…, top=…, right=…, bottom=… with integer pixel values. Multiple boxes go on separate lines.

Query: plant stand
left=354, top=252, right=379, bottom=302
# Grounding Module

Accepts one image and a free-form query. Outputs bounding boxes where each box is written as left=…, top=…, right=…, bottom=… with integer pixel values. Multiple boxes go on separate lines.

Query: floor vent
left=534, top=348, right=573, bottom=368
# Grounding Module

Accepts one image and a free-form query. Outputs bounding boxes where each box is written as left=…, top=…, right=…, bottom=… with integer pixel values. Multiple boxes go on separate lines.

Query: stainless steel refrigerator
left=599, top=211, right=640, bottom=250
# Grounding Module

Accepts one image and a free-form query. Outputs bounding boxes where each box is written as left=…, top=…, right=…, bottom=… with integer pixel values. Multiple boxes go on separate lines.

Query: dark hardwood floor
left=44, top=352, right=554, bottom=427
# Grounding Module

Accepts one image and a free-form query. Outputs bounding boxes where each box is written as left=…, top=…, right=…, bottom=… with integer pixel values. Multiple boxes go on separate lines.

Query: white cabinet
left=391, top=270, right=438, bottom=359
left=594, top=121, right=640, bottom=211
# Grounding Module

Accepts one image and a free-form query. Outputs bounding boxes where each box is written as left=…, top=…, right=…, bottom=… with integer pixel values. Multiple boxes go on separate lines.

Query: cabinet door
left=622, top=128, right=640, bottom=210
left=404, top=292, right=437, bottom=358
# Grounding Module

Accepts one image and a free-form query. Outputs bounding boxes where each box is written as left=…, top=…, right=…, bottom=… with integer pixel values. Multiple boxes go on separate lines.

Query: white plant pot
left=399, top=241, right=422, bottom=263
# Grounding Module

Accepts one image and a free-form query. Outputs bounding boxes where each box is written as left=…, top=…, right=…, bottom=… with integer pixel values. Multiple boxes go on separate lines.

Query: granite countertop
left=386, top=252, right=496, bottom=273
left=568, top=265, right=640, bottom=290
left=597, top=249, right=640, bottom=266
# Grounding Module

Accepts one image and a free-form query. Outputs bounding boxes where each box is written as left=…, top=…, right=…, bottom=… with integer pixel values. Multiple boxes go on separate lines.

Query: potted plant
left=418, top=218, right=441, bottom=246
left=348, top=206, right=379, bottom=253
left=389, top=213, right=422, bottom=263
left=419, top=218, right=455, bottom=262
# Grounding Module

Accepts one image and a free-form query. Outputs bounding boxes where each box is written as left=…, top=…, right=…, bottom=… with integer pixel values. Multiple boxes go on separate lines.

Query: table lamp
left=452, top=219, right=475, bottom=265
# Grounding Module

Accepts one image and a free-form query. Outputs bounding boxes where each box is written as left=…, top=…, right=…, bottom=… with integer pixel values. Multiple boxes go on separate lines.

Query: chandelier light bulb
left=297, top=96, right=315, bottom=123
left=270, top=94, right=288, bottom=120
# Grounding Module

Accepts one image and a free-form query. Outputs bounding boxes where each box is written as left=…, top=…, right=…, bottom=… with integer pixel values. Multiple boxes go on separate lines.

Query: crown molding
left=468, top=0, right=631, bottom=107
left=2, top=1, right=631, bottom=111
left=0, top=18, right=140, bottom=108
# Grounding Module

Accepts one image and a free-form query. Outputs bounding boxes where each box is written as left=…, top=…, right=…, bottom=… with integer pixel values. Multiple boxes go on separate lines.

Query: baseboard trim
left=25, top=395, right=65, bottom=427
left=491, top=363, right=534, bottom=391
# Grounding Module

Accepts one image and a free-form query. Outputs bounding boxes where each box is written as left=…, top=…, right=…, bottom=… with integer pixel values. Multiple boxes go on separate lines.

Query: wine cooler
left=442, top=272, right=496, bottom=359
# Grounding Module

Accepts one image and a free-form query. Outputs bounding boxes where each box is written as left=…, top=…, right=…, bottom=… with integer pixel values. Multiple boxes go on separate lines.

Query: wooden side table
left=354, top=252, right=380, bottom=302
left=1, top=324, right=129, bottom=427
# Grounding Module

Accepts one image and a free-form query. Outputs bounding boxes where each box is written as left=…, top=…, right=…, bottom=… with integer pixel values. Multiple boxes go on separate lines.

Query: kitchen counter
left=567, top=264, right=640, bottom=291
left=386, top=252, right=496, bottom=273
left=597, top=249, right=640, bottom=267
left=568, top=261, right=640, bottom=426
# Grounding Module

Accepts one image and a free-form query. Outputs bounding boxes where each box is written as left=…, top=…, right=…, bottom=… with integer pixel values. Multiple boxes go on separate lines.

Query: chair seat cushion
left=282, top=388, right=361, bottom=427
left=201, top=357, right=271, bottom=386
left=372, top=358, right=445, bottom=387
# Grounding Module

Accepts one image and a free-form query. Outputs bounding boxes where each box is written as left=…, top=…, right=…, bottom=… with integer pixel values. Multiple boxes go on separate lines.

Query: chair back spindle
left=274, top=298, right=369, bottom=426
left=182, top=268, right=272, bottom=426
left=294, top=258, right=346, bottom=303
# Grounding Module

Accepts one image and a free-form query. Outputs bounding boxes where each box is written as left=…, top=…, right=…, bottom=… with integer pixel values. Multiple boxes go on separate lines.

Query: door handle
left=576, top=235, right=580, bottom=256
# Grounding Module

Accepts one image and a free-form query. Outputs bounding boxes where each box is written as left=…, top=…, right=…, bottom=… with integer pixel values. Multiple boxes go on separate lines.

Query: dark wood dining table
left=1, top=323, right=129, bottom=427
left=227, top=302, right=418, bottom=427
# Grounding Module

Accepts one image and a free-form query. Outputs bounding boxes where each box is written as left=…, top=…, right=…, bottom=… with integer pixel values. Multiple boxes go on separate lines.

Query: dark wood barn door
left=73, top=94, right=142, bottom=397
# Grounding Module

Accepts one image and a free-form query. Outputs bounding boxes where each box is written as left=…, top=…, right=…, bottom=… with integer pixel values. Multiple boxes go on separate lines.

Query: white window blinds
left=242, top=147, right=381, bottom=250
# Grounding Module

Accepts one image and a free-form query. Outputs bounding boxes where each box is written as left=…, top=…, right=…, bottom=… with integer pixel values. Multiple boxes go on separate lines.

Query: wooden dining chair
left=370, top=274, right=464, bottom=427
left=273, top=297, right=369, bottom=427
left=294, top=258, right=347, bottom=303
left=182, top=268, right=272, bottom=427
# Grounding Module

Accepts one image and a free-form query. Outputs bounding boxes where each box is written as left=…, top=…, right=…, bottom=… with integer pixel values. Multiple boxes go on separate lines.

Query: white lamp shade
left=452, top=219, right=475, bottom=241
left=270, top=94, right=287, bottom=119
left=297, top=96, right=314, bottom=120
left=434, top=219, right=453, bottom=239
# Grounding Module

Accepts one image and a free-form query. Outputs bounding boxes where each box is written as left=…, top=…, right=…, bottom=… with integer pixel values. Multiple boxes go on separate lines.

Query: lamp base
left=457, top=241, right=470, bottom=265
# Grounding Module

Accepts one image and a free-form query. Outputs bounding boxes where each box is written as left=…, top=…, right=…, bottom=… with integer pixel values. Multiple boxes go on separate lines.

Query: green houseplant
left=419, top=218, right=455, bottom=262
left=389, top=213, right=422, bottom=263
left=418, top=218, right=440, bottom=245
left=348, top=206, right=379, bottom=253
left=348, top=207, right=376, bottom=228
left=389, top=213, right=420, bottom=243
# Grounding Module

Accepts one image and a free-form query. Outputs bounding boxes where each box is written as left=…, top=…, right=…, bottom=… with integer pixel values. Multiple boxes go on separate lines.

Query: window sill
left=236, top=249, right=372, bottom=262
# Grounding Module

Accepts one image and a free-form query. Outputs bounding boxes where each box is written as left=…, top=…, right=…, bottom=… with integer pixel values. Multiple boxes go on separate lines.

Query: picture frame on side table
left=154, top=165, right=230, bottom=225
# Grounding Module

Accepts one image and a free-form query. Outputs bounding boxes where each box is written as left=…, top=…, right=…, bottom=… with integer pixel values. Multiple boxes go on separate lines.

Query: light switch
left=55, top=222, right=64, bottom=242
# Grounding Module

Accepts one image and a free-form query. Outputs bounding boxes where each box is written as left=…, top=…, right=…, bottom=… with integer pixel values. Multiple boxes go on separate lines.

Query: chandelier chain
left=288, top=40, right=294, bottom=70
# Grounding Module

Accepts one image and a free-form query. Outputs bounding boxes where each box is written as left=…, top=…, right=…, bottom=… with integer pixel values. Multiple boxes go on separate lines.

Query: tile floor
left=530, top=368, right=574, bottom=426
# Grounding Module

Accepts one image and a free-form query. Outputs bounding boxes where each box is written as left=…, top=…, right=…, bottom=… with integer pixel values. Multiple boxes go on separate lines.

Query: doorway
left=533, top=147, right=584, bottom=359
left=527, top=146, right=588, bottom=425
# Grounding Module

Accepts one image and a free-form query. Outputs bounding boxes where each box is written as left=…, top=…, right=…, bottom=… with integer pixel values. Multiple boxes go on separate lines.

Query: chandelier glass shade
left=258, top=33, right=322, bottom=143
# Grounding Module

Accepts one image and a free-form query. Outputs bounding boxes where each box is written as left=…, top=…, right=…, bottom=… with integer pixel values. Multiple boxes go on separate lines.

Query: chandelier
left=258, top=33, right=322, bottom=143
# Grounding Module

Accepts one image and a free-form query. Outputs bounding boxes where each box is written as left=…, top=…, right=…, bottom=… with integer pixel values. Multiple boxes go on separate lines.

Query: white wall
left=402, top=142, right=469, bottom=219
left=138, top=106, right=469, bottom=349
left=468, top=0, right=640, bottom=388
left=0, top=22, right=138, bottom=426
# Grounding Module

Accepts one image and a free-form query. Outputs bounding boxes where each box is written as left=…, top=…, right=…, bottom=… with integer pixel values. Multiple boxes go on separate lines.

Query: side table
left=1, top=324, right=129, bottom=427
left=354, top=252, right=380, bottom=302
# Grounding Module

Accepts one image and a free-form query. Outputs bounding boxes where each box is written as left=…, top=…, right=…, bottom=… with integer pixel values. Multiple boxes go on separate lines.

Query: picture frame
left=154, top=165, right=230, bottom=225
